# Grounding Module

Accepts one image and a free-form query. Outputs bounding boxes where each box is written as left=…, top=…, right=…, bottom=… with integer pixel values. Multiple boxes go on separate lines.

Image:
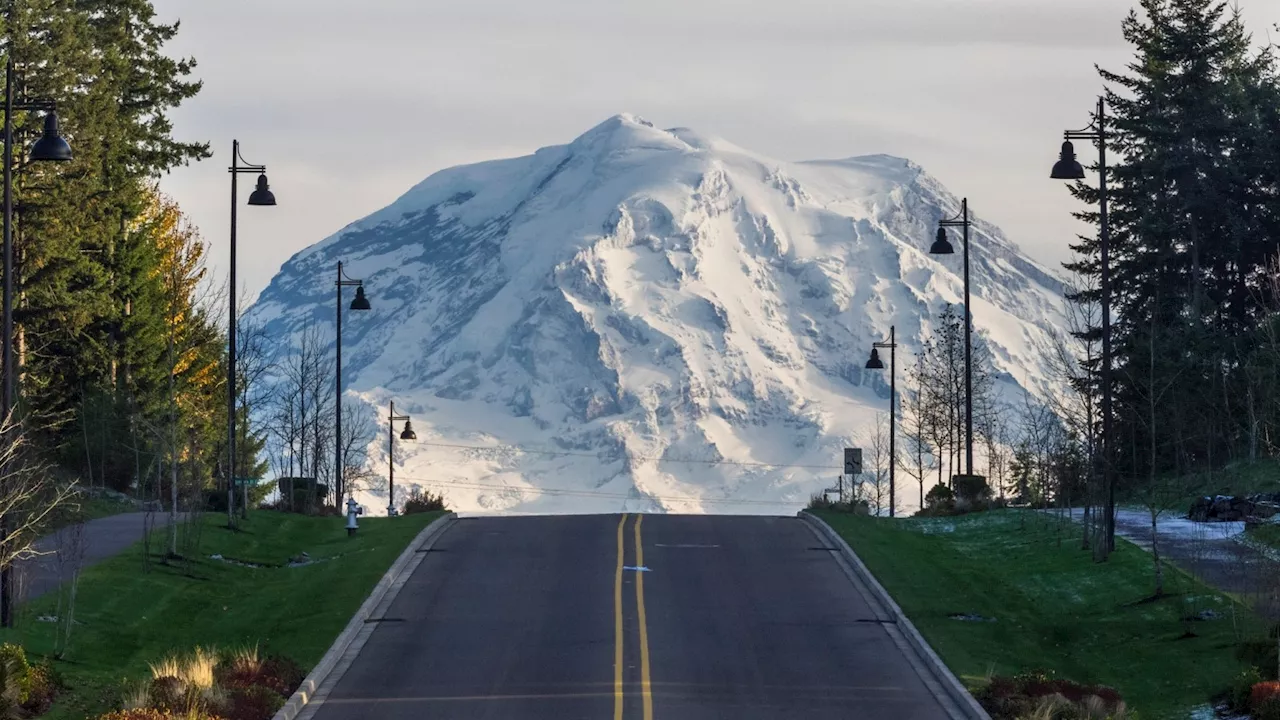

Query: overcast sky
left=149, top=0, right=1280, bottom=302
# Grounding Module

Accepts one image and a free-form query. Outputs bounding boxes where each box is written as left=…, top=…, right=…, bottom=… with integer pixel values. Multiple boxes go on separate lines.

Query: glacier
left=246, top=113, right=1068, bottom=517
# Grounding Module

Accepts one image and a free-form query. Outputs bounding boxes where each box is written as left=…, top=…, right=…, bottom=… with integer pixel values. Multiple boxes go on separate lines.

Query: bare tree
left=339, top=399, right=378, bottom=499
left=904, top=353, right=939, bottom=510
left=52, top=520, right=86, bottom=658
left=859, top=412, right=892, bottom=516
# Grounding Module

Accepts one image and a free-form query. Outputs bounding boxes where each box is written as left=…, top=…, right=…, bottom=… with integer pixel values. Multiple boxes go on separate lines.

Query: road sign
left=844, top=448, right=862, bottom=475
left=233, top=476, right=260, bottom=487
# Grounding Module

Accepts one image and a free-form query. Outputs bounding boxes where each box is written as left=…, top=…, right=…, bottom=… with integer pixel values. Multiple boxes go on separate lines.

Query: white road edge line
left=798, top=511, right=992, bottom=720
left=272, top=513, right=460, bottom=720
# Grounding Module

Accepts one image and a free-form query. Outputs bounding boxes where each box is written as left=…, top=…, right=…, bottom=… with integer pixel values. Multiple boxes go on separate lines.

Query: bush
left=402, top=487, right=447, bottom=514
left=1259, top=696, right=1280, bottom=720
left=260, top=654, right=304, bottom=696
left=1230, top=666, right=1262, bottom=710
left=227, top=684, right=285, bottom=720
left=977, top=669, right=1126, bottom=720
left=1255, top=682, right=1280, bottom=712
left=94, top=710, right=222, bottom=720
left=806, top=493, right=869, bottom=514
left=23, top=661, right=63, bottom=716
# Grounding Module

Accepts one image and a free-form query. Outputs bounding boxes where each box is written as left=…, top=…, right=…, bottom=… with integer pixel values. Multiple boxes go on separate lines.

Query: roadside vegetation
left=817, top=509, right=1264, bottom=719
left=0, top=509, right=443, bottom=720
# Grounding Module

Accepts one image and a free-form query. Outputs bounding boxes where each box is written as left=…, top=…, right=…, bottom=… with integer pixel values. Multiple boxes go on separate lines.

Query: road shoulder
left=276, top=512, right=458, bottom=720
left=799, top=511, right=991, bottom=720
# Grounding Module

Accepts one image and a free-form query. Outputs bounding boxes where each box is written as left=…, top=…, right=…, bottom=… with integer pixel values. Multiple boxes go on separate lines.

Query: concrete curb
left=271, top=513, right=459, bottom=720
left=799, top=511, right=991, bottom=720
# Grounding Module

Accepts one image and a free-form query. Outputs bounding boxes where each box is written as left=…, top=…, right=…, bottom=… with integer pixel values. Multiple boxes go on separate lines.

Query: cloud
left=148, top=0, right=1280, bottom=299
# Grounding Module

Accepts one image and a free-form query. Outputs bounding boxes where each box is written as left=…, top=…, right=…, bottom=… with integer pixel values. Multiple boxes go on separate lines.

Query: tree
left=859, top=412, right=893, bottom=516
left=1061, top=0, right=1280, bottom=502
left=903, top=354, right=939, bottom=510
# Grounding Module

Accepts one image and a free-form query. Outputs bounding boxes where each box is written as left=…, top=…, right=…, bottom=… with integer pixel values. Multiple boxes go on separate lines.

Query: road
left=18, top=511, right=172, bottom=602
left=306, top=514, right=958, bottom=720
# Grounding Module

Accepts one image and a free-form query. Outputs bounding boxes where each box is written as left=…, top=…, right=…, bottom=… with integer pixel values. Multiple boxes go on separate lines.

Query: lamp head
left=865, top=347, right=885, bottom=370
left=29, top=113, right=72, bottom=162
left=930, top=227, right=955, bottom=255
left=248, top=173, right=276, bottom=206
left=350, top=285, right=371, bottom=311
left=400, top=419, right=417, bottom=441
left=1050, top=140, right=1087, bottom=180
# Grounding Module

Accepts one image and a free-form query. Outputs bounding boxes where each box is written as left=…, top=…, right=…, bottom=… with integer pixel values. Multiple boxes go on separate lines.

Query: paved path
left=1069, top=508, right=1280, bottom=617
left=306, top=514, right=957, bottom=720
left=17, top=511, right=173, bottom=603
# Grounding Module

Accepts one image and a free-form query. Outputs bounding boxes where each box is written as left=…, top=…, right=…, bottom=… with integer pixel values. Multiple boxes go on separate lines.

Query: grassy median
left=816, top=509, right=1263, bottom=719
left=3, top=509, right=444, bottom=720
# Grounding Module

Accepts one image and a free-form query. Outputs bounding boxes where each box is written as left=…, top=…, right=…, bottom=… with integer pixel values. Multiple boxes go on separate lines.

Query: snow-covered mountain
left=247, top=113, right=1067, bottom=516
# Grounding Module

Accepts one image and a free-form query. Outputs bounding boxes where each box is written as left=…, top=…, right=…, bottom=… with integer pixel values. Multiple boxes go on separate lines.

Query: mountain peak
left=251, top=117, right=1067, bottom=516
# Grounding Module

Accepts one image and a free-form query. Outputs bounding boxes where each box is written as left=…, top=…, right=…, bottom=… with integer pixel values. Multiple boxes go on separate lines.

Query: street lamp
left=865, top=325, right=897, bottom=517
left=931, top=197, right=975, bottom=477
left=335, top=262, right=370, bottom=507
left=0, top=57, right=73, bottom=629
left=387, top=401, right=415, bottom=516
left=227, top=141, right=276, bottom=526
left=1051, top=96, right=1114, bottom=552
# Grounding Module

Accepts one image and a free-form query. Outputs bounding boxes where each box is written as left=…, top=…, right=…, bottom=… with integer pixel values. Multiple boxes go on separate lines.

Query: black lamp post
left=227, top=141, right=275, bottom=526
left=1052, top=97, right=1114, bottom=552
left=0, top=57, right=73, bottom=629
left=335, top=262, right=370, bottom=506
left=387, top=400, right=415, bottom=516
left=931, top=198, right=975, bottom=476
left=865, top=325, right=897, bottom=517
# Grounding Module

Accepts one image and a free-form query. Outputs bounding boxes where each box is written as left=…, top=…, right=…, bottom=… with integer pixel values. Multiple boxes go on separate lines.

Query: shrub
left=149, top=647, right=217, bottom=691
left=402, top=487, right=447, bottom=514
left=1259, top=696, right=1280, bottom=720
left=977, top=669, right=1126, bottom=720
left=260, top=655, right=304, bottom=696
left=1238, top=636, right=1279, bottom=679
left=1255, top=681, right=1280, bottom=710
left=94, top=710, right=223, bottom=720
left=227, top=684, right=285, bottom=720
left=1229, top=666, right=1262, bottom=710
left=23, top=660, right=63, bottom=716
left=0, top=644, right=31, bottom=704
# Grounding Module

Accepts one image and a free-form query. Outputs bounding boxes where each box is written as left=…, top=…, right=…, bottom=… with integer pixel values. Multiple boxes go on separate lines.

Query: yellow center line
left=614, top=514, right=627, bottom=720
left=634, top=514, right=653, bottom=720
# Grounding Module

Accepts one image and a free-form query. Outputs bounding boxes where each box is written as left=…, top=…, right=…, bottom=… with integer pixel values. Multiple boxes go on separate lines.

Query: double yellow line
left=614, top=514, right=653, bottom=720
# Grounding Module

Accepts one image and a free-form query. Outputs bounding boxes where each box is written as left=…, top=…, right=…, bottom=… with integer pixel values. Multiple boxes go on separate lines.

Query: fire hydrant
left=346, top=497, right=363, bottom=537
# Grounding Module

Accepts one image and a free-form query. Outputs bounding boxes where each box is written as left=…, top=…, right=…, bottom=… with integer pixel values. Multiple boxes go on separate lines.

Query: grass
left=42, top=493, right=140, bottom=535
left=816, top=509, right=1265, bottom=719
left=2, top=509, right=444, bottom=720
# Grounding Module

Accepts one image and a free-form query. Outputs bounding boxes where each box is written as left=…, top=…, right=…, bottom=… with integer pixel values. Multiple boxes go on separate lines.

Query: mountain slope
left=247, top=113, right=1067, bottom=515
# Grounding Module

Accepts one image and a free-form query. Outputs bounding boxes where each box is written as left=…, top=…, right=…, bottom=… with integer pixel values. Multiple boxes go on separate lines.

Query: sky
left=149, top=0, right=1280, bottom=303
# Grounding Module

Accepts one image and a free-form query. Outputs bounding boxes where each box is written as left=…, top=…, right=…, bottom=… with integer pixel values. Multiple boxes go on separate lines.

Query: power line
left=409, top=440, right=843, bottom=471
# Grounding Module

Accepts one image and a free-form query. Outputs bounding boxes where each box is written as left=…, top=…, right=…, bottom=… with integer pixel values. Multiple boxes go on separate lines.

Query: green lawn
left=3, top=509, right=444, bottom=720
left=42, top=493, right=140, bottom=535
left=817, top=509, right=1264, bottom=719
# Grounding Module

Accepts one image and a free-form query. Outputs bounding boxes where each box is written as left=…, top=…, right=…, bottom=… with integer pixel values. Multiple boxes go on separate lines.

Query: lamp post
left=1051, top=97, right=1114, bottom=552
left=931, top=198, right=974, bottom=476
left=227, top=141, right=275, bottom=527
left=387, top=401, right=415, bottom=516
left=0, top=57, right=73, bottom=629
left=335, top=262, right=370, bottom=506
left=865, top=325, right=897, bottom=517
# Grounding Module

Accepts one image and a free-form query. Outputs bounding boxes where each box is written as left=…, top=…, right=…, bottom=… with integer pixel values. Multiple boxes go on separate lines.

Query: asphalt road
left=308, top=514, right=958, bottom=720
left=18, top=511, right=172, bottom=602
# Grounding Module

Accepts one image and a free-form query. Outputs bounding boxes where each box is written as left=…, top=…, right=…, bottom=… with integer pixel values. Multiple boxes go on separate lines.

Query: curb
left=271, top=512, right=459, bottom=720
left=799, top=511, right=991, bottom=720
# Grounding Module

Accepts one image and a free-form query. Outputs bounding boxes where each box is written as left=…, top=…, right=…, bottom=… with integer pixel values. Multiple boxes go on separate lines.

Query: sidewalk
left=17, top=511, right=174, bottom=603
